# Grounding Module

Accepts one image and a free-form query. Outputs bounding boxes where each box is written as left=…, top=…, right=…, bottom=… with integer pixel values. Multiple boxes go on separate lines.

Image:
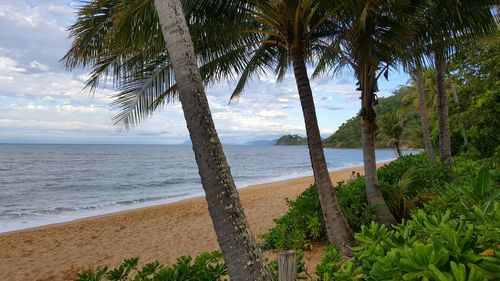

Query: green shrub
left=378, top=153, right=448, bottom=221
left=260, top=185, right=325, bottom=250
left=261, top=180, right=375, bottom=250
left=426, top=166, right=500, bottom=219
left=75, top=251, right=227, bottom=281
left=317, top=166, right=500, bottom=281
left=335, top=178, right=376, bottom=231
left=452, top=154, right=500, bottom=186
left=315, top=245, right=365, bottom=281
left=378, top=153, right=447, bottom=187
left=352, top=206, right=500, bottom=280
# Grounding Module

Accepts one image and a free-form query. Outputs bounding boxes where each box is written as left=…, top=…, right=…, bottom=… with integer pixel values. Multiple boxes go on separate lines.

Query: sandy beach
left=0, top=165, right=372, bottom=281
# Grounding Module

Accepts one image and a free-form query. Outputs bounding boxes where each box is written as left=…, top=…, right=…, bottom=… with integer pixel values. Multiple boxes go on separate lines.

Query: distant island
left=242, top=139, right=278, bottom=146
left=275, top=134, right=308, bottom=146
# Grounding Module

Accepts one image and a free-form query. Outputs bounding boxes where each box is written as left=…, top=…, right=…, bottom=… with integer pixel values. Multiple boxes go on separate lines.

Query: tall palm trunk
left=415, top=70, right=435, bottom=166
left=154, top=1, right=272, bottom=280
left=434, top=51, right=452, bottom=169
left=360, top=65, right=397, bottom=227
left=291, top=48, right=355, bottom=256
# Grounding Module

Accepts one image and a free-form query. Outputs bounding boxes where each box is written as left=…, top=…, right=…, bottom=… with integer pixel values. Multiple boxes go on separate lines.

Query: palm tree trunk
left=154, top=1, right=272, bottom=280
left=415, top=70, right=435, bottom=166
left=451, top=83, right=469, bottom=146
left=360, top=65, right=397, bottom=227
left=291, top=48, right=355, bottom=256
left=395, top=141, right=402, bottom=157
left=434, top=51, right=452, bottom=169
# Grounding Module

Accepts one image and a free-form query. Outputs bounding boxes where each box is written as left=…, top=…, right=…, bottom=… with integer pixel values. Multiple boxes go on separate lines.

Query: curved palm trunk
left=291, top=48, right=355, bottom=256
left=434, top=51, right=452, bottom=169
left=154, top=1, right=272, bottom=280
left=360, top=65, right=397, bottom=227
left=394, top=140, right=402, bottom=157
left=415, top=70, right=435, bottom=166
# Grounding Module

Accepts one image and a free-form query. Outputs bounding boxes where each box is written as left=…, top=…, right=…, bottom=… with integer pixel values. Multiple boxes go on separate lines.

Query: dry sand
left=0, top=165, right=373, bottom=281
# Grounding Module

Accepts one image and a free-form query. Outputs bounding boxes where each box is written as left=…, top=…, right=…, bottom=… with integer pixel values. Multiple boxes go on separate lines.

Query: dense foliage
left=75, top=251, right=227, bottom=281
left=315, top=161, right=500, bottom=281
left=322, top=90, right=422, bottom=150
left=448, top=33, right=500, bottom=158
left=324, top=32, right=500, bottom=158
left=377, top=153, right=448, bottom=221
left=322, top=116, right=362, bottom=148
left=261, top=179, right=375, bottom=250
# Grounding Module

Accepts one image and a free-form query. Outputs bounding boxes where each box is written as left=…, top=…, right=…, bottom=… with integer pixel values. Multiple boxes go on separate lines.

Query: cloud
left=0, top=56, right=26, bottom=72
left=0, top=0, right=409, bottom=144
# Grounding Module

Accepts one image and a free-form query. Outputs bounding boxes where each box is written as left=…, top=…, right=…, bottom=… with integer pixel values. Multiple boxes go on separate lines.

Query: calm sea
left=0, top=144, right=416, bottom=232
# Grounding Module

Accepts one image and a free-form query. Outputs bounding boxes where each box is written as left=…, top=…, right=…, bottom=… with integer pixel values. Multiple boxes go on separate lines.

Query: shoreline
left=0, top=161, right=391, bottom=235
left=0, top=163, right=387, bottom=281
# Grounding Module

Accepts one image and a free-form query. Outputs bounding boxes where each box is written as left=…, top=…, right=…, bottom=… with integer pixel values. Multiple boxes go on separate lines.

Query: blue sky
left=0, top=0, right=410, bottom=144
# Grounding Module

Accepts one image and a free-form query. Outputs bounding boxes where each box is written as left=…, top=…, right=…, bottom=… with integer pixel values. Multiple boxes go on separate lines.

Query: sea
left=0, top=144, right=418, bottom=233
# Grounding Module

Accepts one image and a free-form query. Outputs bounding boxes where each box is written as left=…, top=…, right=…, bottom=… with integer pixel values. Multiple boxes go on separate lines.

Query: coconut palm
left=380, top=112, right=407, bottom=157
left=225, top=0, right=356, bottom=255
left=62, top=0, right=272, bottom=279
left=414, top=69, right=436, bottom=165
left=414, top=0, right=498, bottom=168
left=400, top=67, right=437, bottom=166
left=397, top=74, right=437, bottom=158
left=314, top=0, right=421, bottom=226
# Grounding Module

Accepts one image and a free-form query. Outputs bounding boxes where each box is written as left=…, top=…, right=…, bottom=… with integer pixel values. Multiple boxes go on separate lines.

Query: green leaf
left=474, top=167, right=491, bottom=196
left=450, top=262, right=467, bottom=281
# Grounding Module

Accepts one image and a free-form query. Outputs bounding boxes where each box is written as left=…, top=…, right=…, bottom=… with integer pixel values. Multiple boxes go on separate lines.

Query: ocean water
left=0, top=144, right=417, bottom=232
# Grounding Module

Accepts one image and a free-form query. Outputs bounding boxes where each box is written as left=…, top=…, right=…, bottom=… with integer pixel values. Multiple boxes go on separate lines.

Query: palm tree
left=314, top=0, right=420, bottom=227
left=380, top=112, right=406, bottom=157
left=226, top=0, right=356, bottom=256
left=63, top=0, right=272, bottom=279
left=414, top=69, right=436, bottom=166
left=396, top=73, right=437, bottom=164
left=417, top=0, right=497, bottom=168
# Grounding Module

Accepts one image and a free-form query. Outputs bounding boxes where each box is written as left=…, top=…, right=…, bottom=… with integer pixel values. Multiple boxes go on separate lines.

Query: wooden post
left=278, top=250, right=296, bottom=281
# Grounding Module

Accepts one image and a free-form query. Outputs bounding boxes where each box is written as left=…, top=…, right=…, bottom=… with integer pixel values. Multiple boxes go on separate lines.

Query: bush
left=75, top=251, right=227, bottom=281
left=352, top=206, right=500, bottom=280
left=317, top=166, right=500, bottom=281
left=452, top=154, right=500, bottom=186
left=378, top=153, right=448, bottom=221
left=261, top=180, right=375, bottom=250
left=335, top=178, right=376, bottom=231
left=378, top=153, right=447, bottom=188
left=260, top=185, right=325, bottom=250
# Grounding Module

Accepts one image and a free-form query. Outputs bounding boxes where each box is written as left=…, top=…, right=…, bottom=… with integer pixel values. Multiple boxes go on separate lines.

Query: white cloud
left=0, top=56, right=26, bottom=72
left=0, top=0, right=409, bottom=144
left=29, top=60, right=50, bottom=72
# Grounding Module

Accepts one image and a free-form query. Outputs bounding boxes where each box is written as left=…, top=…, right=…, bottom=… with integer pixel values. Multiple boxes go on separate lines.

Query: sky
left=0, top=0, right=410, bottom=145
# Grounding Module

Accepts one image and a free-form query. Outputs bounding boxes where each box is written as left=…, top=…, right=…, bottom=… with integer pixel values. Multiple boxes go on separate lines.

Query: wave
left=146, top=177, right=199, bottom=187
left=3, top=194, right=195, bottom=219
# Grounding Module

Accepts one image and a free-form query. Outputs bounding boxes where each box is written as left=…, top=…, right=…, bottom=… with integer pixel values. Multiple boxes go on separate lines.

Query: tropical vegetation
left=66, top=0, right=499, bottom=279
left=76, top=252, right=227, bottom=281
left=224, top=0, right=358, bottom=255
left=322, top=89, right=423, bottom=151
left=63, top=0, right=273, bottom=280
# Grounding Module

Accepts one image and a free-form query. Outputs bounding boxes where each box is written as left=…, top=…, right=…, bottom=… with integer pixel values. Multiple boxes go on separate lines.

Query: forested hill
left=275, top=135, right=308, bottom=145
left=323, top=88, right=423, bottom=149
